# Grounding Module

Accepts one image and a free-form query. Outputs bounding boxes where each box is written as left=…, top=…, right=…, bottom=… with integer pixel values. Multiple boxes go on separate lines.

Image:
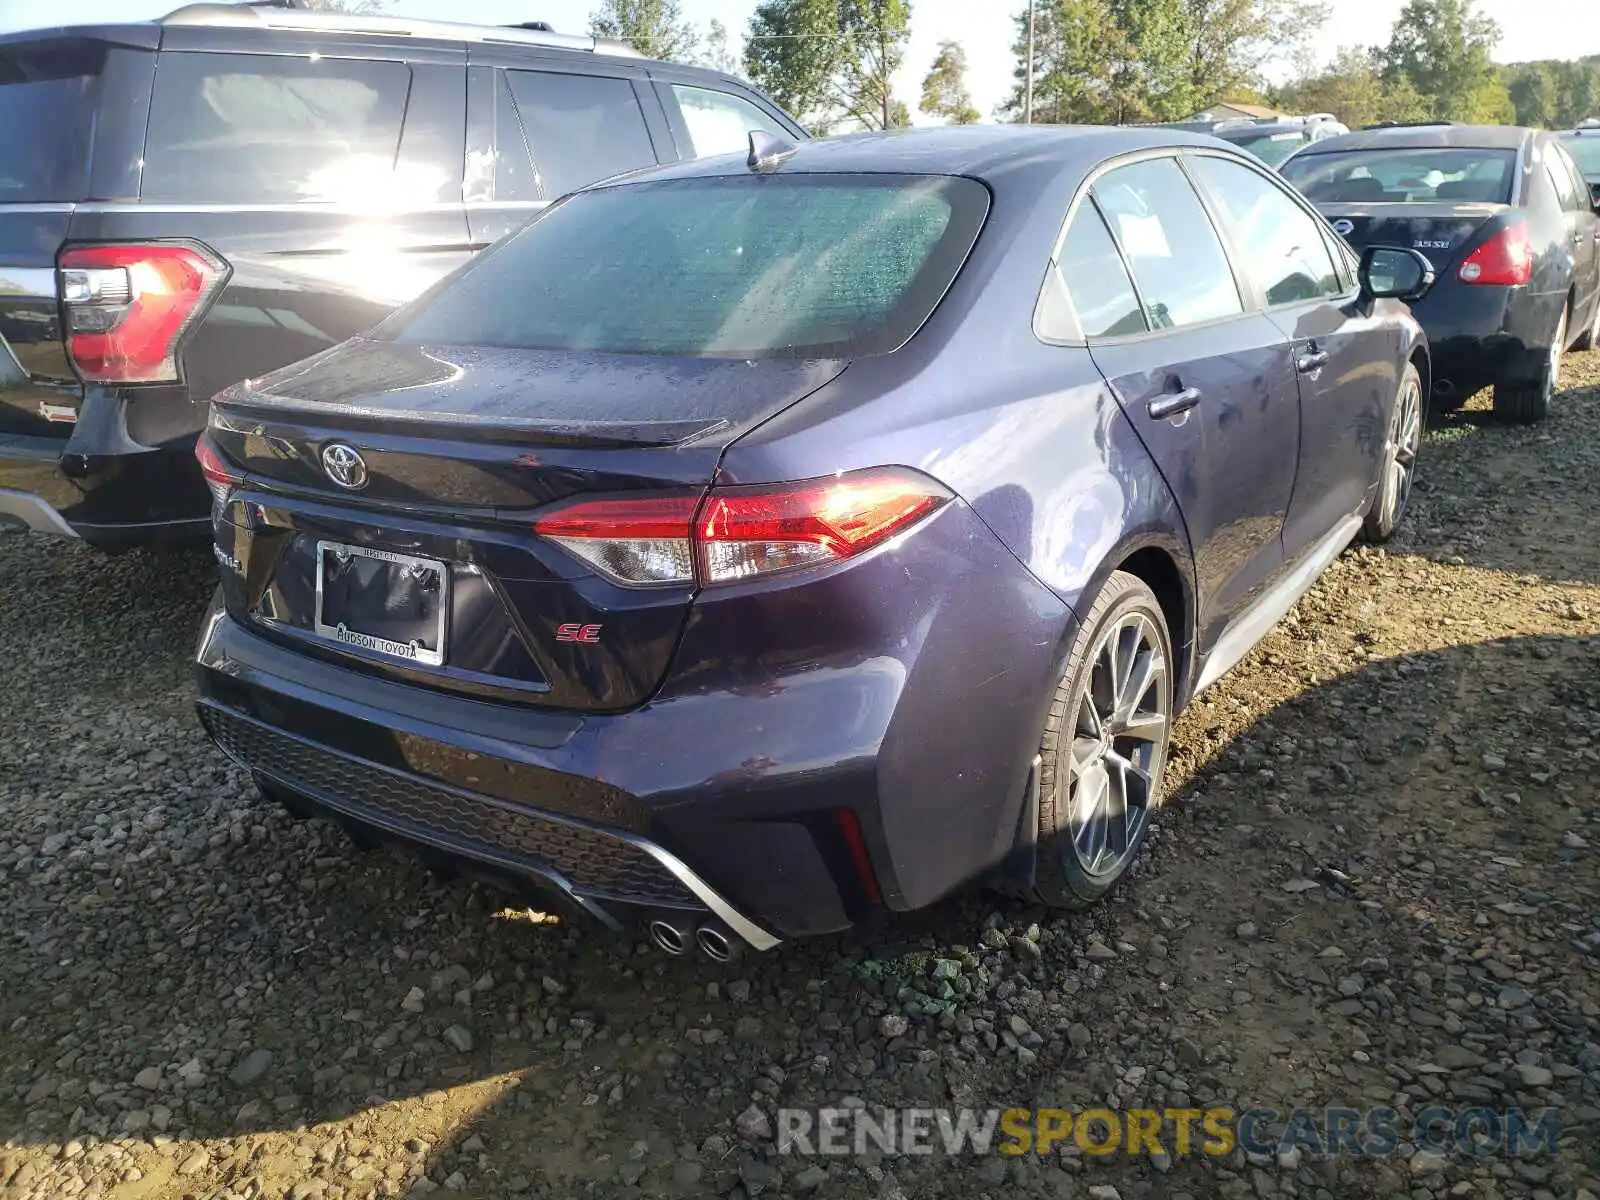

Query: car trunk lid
left=1318, top=201, right=1509, bottom=272
left=207, top=338, right=848, bottom=711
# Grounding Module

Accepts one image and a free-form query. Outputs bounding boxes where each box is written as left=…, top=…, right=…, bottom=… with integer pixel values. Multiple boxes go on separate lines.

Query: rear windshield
left=0, top=44, right=104, bottom=203
left=1281, top=147, right=1517, bottom=204
left=385, top=174, right=989, bottom=359
left=1561, top=135, right=1600, bottom=177
left=1225, top=131, right=1308, bottom=166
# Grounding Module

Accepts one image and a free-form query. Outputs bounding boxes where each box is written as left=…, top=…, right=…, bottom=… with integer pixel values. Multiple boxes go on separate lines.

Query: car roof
left=1292, top=123, right=1533, bottom=155
left=0, top=3, right=648, bottom=63
left=628, top=124, right=1248, bottom=184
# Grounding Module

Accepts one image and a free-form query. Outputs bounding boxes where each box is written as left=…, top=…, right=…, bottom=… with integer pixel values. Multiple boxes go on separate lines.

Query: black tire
left=1575, top=296, right=1600, bottom=352
left=1362, top=362, right=1422, bottom=544
left=1025, top=571, right=1174, bottom=910
left=1494, top=305, right=1566, bottom=424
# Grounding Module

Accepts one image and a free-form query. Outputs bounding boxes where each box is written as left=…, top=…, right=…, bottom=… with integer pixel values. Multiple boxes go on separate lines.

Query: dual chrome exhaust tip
left=648, top=915, right=738, bottom=962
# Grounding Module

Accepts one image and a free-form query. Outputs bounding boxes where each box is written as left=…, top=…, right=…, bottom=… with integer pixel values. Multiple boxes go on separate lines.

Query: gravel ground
left=2, top=355, right=1598, bottom=1200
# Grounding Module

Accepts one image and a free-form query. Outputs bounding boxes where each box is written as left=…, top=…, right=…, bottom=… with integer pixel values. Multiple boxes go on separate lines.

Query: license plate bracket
left=313, top=541, right=449, bottom=667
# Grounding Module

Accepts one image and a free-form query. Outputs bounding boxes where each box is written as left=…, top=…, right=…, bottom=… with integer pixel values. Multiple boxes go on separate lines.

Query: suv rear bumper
left=0, top=425, right=210, bottom=548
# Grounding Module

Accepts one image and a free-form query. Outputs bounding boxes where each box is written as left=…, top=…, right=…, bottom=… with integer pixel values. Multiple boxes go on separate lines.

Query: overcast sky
left=3, top=0, right=1598, bottom=122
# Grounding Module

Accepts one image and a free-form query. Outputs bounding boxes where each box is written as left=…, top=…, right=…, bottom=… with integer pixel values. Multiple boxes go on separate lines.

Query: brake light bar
left=59, top=242, right=227, bottom=384
left=1457, top=221, right=1533, bottom=286
left=533, top=467, right=951, bottom=588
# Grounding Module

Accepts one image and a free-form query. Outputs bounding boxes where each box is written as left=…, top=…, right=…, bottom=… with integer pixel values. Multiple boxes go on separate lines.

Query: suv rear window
left=142, top=52, right=410, bottom=204
left=387, top=174, right=988, bottom=359
left=1282, top=148, right=1518, bottom=204
left=0, top=43, right=104, bottom=203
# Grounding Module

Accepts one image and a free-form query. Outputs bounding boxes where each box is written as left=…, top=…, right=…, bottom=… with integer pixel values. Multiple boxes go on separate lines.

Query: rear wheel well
left=1116, top=548, right=1189, bottom=698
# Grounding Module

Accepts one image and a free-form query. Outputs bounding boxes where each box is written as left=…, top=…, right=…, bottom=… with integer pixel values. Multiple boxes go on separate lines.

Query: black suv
left=0, top=2, right=803, bottom=548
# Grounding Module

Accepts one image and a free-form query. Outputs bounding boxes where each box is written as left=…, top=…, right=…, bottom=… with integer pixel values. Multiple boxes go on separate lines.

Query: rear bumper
left=0, top=403, right=211, bottom=548
left=193, top=500, right=1075, bottom=943
left=197, top=698, right=782, bottom=949
left=1409, top=284, right=1560, bottom=402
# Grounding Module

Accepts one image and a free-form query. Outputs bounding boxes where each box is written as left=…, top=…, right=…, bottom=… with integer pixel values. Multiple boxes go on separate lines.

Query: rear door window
left=1092, top=157, right=1243, bottom=330
left=142, top=53, right=411, bottom=204
left=670, top=85, right=786, bottom=158
left=1039, top=202, right=1146, bottom=339
left=0, top=43, right=106, bottom=202
left=504, top=70, right=658, bottom=199
left=1190, top=155, right=1343, bottom=305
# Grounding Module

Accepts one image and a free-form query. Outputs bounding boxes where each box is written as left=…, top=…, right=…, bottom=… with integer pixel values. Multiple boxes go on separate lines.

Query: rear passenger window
left=143, top=53, right=411, bottom=204
left=1039, top=202, right=1145, bottom=339
left=504, top=71, right=656, bottom=199
left=1190, top=156, right=1342, bottom=305
left=1092, top=158, right=1242, bottom=330
left=0, top=42, right=104, bottom=203
left=671, top=85, right=785, bottom=158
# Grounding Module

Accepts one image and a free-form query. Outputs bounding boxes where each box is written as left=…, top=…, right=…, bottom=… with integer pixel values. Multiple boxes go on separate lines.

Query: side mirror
left=1590, top=182, right=1600, bottom=213
left=1359, top=245, right=1435, bottom=302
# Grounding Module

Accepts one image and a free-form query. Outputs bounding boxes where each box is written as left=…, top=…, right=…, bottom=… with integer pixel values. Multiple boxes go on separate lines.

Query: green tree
left=1506, top=62, right=1556, bottom=127
left=1181, top=0, right=1329, bottom=107
left=1380, top=0, right=1502, bottom=121
left=591, top=0, right=699, bottom=62
left=700, top=18, right=741, bottom=75
left=921, top=39, right=980, bottom=124
left=836, top=0, right=914, bottom=130
left=744, top=0, right=912, bottom=133
left=1000, top=0, right=1128, bottom=123
left=745, top=0, right=851, bottom=131
left=1272, top=44, right=1431, bottom=128
left=1108, top=0, right=1198, bottom=121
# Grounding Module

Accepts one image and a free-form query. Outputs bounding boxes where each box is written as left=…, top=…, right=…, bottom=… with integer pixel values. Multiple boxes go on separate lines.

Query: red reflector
left=835, top=808, right=883, bottom=905
left=59, top=242, right=226, bottom=384
left=1457, top=221, right=1533, bottom=286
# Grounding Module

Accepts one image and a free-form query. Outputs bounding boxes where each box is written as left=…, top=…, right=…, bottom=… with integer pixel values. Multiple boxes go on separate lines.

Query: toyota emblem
left=1332, top=219, right=1355, bottom=236
left=321, top=442, right=369, bottom=490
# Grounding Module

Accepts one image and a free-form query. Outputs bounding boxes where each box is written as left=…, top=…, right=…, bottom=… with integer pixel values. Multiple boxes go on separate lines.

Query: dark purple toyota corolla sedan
left=194, top=126, right=1433, bottom=958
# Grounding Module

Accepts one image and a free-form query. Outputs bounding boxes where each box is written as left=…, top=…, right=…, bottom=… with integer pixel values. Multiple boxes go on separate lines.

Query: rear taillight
left=194, top=434, right=241, bottom=517
left=1457, top=222, right=1533, bottom=286
left=533, top=467, right=951, bottom=588
left=58, top=242, right=227, bottom=383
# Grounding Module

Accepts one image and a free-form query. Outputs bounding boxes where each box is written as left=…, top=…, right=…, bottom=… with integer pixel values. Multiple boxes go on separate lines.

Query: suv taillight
left=533, top=467, right=952, bottom=588
left=58, top=242, right=227, bottom=384
left=1457, top=221, right=1533, bottom=286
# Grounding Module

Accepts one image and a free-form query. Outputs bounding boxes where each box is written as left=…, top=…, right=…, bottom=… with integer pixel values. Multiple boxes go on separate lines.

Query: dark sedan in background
left=1282, top=123, right=1600, bottom=422
left=193, top=126, right=1433, bottom=955
left=1558, top=119, right=1600, bottom=205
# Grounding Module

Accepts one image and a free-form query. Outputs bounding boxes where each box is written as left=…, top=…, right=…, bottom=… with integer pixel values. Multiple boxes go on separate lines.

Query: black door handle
left=1296, top=350, right=1330, bottom=374
left=1147, top=387, right=1202, bottom=420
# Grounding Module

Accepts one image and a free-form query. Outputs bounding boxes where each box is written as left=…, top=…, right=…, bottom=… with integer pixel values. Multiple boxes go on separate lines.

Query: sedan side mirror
left=1359, top=246, right=1436, bottom=302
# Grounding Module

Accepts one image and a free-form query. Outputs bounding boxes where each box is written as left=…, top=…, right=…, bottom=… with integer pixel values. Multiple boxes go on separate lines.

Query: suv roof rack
left=158, top=3, right=641, bottom=56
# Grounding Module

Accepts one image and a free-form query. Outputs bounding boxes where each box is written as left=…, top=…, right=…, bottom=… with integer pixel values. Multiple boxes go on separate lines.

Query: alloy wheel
left=1066, top=612, right=1171, bottom=878
left=1384, top=370, right=1423, bottom=527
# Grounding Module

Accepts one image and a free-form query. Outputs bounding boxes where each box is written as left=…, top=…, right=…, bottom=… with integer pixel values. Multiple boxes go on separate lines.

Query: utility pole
left=1025, top=0, right=1035, bottom=123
